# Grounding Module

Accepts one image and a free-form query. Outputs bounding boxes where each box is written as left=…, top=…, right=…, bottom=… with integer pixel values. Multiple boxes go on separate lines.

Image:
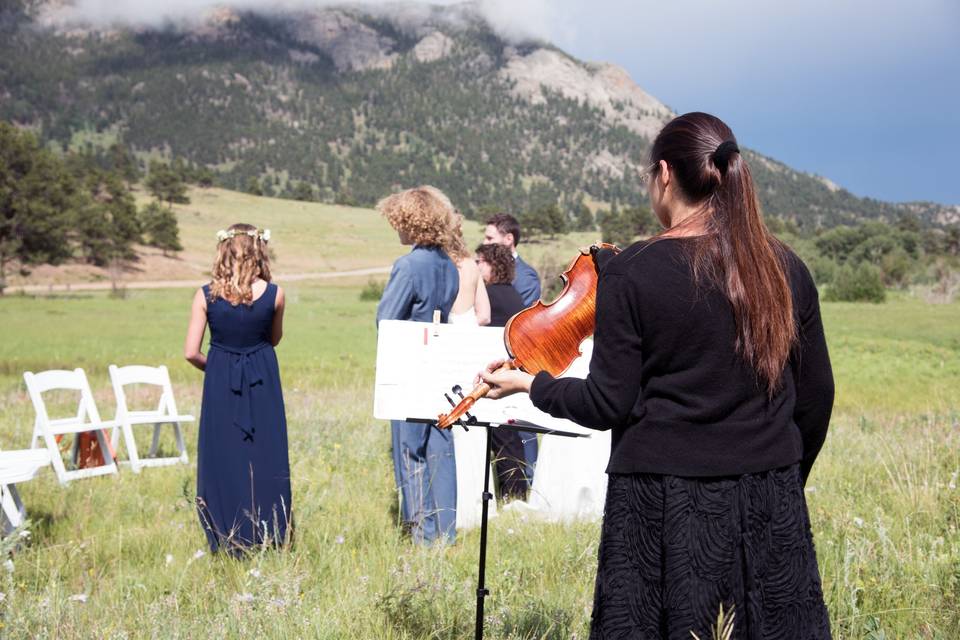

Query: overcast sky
left=539, top=0, right=960, bottom=205
left=59, top=0, right=960, bottom=205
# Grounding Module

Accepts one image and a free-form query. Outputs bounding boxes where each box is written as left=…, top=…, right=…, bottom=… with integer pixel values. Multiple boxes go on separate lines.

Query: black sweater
left=529, top=238, right=834, bottom=483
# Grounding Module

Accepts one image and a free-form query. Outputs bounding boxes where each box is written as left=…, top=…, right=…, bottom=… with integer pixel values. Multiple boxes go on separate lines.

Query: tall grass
left=0, top=286, right=957, bottom=638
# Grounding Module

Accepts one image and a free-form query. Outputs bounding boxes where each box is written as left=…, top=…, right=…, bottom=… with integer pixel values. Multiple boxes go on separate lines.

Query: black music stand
left=406, top=387, right=589, bottom=640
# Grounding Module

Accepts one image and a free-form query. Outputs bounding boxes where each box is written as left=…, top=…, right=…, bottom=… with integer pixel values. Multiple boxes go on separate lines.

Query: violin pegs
left=452, top=384, right=464, bottom=398
left=444, top=393, right=457, bottom=408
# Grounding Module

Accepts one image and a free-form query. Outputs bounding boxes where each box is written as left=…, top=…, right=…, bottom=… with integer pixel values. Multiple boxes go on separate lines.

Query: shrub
left=359, top=279, right=385, bottom=301
left=825, top=263, right=886, bottom=303
left=808, top=255, right=838, bottom=286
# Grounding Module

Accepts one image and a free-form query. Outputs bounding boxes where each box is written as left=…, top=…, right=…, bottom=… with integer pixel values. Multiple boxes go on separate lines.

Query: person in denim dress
left=376, top=186, right=460, bottom=544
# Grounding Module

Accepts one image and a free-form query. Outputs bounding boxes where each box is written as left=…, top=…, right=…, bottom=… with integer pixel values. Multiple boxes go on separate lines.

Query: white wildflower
left=69, top=594, right=88, bottom=603
left=506, top=528, right=515, bottom=535
left=949, top=470, right=958, bottom=490
left=335, top=535, right=345, bottom=545
left=249, top=568, right=261, bottom=578
left=234, top=593, right=254, bottom=603
left=165, top=554, right=174, bottom=565
left=853, top=517, right=864, bottom=528
left=17, top=529, right=30, bottom=539
left=192, top=549, right=206, bottom=560
left=3, top=559, right=13, bottom=573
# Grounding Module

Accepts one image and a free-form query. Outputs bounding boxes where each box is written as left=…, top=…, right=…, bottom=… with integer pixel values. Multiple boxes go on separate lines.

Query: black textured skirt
left=591, top=465, right=831, bottom=640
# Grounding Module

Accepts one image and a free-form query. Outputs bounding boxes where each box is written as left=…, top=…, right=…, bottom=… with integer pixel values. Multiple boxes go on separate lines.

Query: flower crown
left=216, top=228, right=271, bottom=243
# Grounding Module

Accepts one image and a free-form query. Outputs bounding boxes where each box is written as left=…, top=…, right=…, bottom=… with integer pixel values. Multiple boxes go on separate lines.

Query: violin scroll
left=437, top=361, right=514, bottom=429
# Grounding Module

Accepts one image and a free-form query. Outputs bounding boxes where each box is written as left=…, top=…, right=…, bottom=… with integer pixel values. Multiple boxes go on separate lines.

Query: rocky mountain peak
left=290, top=10, right=399, bottom=72
left=499, top=48, right=673, bottom=139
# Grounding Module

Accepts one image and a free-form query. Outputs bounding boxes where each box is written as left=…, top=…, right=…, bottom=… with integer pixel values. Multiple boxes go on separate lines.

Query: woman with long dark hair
left=481, top=112, right=834, bottom=638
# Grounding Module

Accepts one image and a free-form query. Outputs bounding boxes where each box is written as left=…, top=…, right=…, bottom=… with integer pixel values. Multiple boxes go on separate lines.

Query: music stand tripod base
left=405, top=410, right=587, bottom=639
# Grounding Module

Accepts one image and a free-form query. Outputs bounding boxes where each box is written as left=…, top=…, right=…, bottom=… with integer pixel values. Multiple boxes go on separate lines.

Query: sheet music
left=374, top=320, right=593, bottom=426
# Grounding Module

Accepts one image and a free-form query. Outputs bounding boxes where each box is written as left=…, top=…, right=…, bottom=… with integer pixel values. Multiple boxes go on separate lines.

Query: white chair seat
left=0, top=449, right=52, bottom=484
left=0, top=448, right=53, bottom=534
left=124, top=413, right=194, bottom=426
left=35, top=420, right=118, bottom=435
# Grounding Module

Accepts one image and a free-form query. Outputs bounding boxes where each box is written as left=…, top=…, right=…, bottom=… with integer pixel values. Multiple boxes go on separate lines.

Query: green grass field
left=2, top=187, right=959, bottom=637
left=0, top=282, right=958, bottom=639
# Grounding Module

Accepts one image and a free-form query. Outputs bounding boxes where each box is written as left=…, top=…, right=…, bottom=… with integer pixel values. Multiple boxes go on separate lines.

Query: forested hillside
left=1, top=1, right=956, bottom=228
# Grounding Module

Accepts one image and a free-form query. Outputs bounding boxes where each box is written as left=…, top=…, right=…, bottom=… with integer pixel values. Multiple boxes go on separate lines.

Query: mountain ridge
left=2, top=1, right=956, bottom=228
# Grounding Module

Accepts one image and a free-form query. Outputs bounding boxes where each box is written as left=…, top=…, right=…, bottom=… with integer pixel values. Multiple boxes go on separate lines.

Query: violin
left=437, top=242, right=620, bottom=428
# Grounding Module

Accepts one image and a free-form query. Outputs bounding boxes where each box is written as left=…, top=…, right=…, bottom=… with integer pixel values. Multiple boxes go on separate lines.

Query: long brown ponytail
left=650, top=112, right=795, bottom=393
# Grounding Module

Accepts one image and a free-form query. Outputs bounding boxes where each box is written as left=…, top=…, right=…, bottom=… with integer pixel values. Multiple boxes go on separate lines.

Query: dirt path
left=10, top=266, right=392, bottom=294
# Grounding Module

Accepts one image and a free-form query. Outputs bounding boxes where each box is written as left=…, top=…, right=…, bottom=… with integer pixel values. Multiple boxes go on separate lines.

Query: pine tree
left=573, top=200, right=594, bottom=232
left=194, top=166, right=216, bottom=188
left=245, top=176, right=264, bottom=196
left=141, top=201, right=183, bottom=256
left=77, top=170, right=141, bottom=269
left=108, top=143, right=141, bottom=183
left=146, top=161, right=190, bottom=205
left=623, top=205, right=657, bottom=236
left=292, top=181, right=316, bottom=202
left=0, top=122, right=76, bottom=294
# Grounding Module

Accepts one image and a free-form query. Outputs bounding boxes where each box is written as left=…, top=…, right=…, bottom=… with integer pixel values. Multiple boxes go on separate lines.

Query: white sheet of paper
left=374, top=320, right=593, bottom=426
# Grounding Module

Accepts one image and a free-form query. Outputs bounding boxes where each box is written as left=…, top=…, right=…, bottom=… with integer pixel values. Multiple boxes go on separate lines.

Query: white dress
left=503, top=339, right=609, bottom=522
left=449, top=307, right=498, bottom=529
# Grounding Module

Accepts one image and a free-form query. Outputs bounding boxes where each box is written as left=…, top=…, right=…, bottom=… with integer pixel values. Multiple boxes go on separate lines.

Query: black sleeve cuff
left=529, top=370, right=556, bottom=410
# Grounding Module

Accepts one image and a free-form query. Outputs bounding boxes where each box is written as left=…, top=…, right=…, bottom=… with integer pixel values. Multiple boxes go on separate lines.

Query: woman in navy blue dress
left=184, top=223, right=291, bottom=555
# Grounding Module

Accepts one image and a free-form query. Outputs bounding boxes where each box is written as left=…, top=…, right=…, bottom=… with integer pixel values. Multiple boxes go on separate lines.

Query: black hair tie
left=712, top=140, right=740, bottom=173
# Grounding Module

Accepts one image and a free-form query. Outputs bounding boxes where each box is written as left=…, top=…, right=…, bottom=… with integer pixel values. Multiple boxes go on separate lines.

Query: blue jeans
left=519, top=430, right=538, bottom=485
left=391, top=420, right=457, bottom=544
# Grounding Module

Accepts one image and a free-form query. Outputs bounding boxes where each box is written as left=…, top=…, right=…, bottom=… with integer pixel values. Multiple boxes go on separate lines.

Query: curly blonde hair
left=209, top=223, right=272, bottom=306
left=377, top=186, right=455, bottom=248
left=441, top=211, right=469, bottom=261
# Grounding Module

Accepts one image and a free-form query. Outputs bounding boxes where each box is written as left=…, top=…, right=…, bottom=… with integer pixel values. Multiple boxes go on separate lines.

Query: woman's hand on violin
left=479, top=359, right=534, bottom=399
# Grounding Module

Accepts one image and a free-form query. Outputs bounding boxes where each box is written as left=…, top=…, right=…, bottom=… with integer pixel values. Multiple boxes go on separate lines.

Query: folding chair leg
left=1, top=485, right=25, bottom=534
left=111, top=425, right=121, bottom=453
left=94, top=430, right=117, bottom=467
left=122, top=423, right=143, bottom=473
left=173, top=422, right=189, bottom=463
left=44, top=432, right=71, bottom=485
left=148, top=424, right=162, bottom=458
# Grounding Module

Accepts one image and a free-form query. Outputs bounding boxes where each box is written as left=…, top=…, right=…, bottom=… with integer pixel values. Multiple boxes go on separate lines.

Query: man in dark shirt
left=482, top=212, right=541, bottom=483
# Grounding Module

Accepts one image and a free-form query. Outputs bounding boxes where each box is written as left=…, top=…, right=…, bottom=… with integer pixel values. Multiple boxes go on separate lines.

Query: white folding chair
left=0, top=449, right=52, bottom=534
left=108, top=365, right=193, bottom=473
left=23, top=368, right=119, bottom=485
